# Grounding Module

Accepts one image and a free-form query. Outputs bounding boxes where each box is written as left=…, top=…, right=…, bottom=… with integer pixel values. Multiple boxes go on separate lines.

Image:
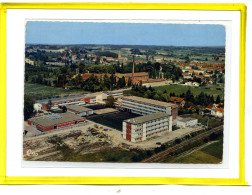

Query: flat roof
left=124, top=112, right=169, bottom=125
left=67, top=105, right=93, bottom=113
left=178, top=117, right=197, bottom=123
left=36, top=94, right=95, bottom=104
left=29, top=113, right=82, bottom=127
left=122, top=96, right=177, bottom=108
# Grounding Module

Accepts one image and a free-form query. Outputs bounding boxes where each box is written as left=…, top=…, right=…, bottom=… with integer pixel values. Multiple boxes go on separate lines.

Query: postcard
left=23, top=21, right=225, bottom=164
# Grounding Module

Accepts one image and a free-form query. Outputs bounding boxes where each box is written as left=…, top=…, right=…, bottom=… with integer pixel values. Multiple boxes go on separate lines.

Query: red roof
left=215, top=108, right=224, bottom=113
left=115, top=72, right=149, bottom=78
left=169, top=97, right=184, bottom=103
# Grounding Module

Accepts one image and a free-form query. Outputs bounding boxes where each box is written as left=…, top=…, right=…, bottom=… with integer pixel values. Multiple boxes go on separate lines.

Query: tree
left=105, top=95, right=116, bottom=108
left=62, top=106, right=67, bottom=113
left=216, top=95, right=221, bottom=104
left=127, top=77, right=132, bottom=87
left=47, top=100, right=52, bottom=111
left=24, top=94, right=34, bottom=120
left=117, top=76, right=126, bottom=88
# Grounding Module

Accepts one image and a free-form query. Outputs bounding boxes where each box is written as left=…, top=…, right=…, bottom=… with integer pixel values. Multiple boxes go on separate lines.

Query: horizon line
left=25, top=43, right=225, bottom=48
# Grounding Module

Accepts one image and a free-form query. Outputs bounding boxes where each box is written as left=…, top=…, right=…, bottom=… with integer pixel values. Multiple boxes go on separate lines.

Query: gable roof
left=169, top=97, right=185, bottom=103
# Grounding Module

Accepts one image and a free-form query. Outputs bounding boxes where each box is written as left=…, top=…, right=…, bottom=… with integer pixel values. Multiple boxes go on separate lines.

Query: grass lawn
left=163, top=139, right=223, bottom=164
left=25, top=83, right=86, bottom=99
left=87, top=111, right=140, bottom=131
left=154, top=84, right=224, bottom=99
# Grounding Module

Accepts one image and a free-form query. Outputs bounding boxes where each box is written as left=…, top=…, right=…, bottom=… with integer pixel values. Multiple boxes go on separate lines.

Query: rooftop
left=169, top=97, right=185, bottom=103
left=29, top=112, right=82, bottom=127
left=122, top=96, right=177, bottom=108
left=115, top=72, right=149, bottom=78
left=36, top=94, right=95, bottom=104
left=124, top=112, right=170, bottom=125
left=67, top=105, right=93, bottom=113
left=178, top=117, right=197, bottom=123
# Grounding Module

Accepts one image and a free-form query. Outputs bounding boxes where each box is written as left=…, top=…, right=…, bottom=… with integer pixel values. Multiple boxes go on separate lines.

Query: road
left=143, top=125, right=223, bottom=162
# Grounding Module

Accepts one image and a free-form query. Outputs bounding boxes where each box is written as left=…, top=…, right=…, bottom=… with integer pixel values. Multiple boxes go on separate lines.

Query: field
left=25, top=83, right=85, bottom=99
left=154, top=84, right=224, bottom=99
left=170, top=139, right=223, bottom=164
left=86, top=111, right=140, bottom=131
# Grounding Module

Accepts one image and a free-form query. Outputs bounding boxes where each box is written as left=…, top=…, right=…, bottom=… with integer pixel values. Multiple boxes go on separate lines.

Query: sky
left=25, top=21, right=225, bottom=46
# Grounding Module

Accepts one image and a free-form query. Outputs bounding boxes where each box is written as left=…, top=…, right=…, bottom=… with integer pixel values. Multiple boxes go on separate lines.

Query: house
left=211, top=107, right=224, bottom=118
left=169, top=97, right=185, bottom=108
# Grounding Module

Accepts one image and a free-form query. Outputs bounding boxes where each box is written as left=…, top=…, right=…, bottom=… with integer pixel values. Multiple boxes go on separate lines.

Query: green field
left=163, top=139, right=223, bottom=164
left=25, top=83, right=86, bottom=99
left=87, top=111, right=140, bottom=131
left=154, top=84, right=224, bottom=99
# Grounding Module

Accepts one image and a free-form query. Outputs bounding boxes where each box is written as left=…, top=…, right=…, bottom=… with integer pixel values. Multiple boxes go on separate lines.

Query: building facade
left=35, top=94, right=96, bottom=111
left=67, top=105, right=94, bottom=117
left=121, top=96, right=178, bottom=120
left=122, top=112, right=172, bottom=142
left=177, top=117, right=198, bottom=128
left=27, top=113, right=86, bottom=131
left=211, top=108, right=224, bottom=118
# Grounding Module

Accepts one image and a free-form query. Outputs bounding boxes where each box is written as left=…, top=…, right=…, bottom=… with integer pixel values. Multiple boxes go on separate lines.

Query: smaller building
left=27, top=113, right=85, bottom=131
left=67, top=105, right=94, bottom=117
left=211, top=108, right=224, bottom=118
left=177, top=117, right=198, bottom=128
left=169, top=97, right=185, bottom=108
left=33, top=103, right=42, bottom=112
left=122, top=112, right=172, bottom=142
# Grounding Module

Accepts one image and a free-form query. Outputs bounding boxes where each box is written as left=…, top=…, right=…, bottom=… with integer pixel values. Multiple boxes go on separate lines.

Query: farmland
left=154, top=84, right=224, bottom=99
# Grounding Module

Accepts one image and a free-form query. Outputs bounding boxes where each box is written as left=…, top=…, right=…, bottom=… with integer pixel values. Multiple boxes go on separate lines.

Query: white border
left=6, top=9, right=240, bottom=178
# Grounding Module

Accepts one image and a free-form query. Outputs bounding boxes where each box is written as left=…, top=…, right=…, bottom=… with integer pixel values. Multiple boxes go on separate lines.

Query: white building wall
left=122, top=99, right=169, bottom=116
left=124, top=116, right=172, bottom=142
left=169, top=116, right=172, bottom=132
left=33, top=103, right=42, bottom=112
left=122, top=121, right=126, bottom=139
left=177, top=118, right=198, bottom=128
left=142, top=123, right=147, bottom=141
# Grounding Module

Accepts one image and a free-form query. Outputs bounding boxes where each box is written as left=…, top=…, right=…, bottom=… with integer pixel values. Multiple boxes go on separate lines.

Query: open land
left=25, top=83, right=86, bottom=100
left=160, top=138, right=223, bottom=164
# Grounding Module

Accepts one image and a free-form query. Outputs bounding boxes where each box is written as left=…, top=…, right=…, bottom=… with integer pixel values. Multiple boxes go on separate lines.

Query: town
left=23, top=44, right=224, bottom=163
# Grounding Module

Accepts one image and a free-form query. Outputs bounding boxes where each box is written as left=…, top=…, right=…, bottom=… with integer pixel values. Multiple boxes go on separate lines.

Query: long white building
left=177, top=117, right=198, bottom=128
left=121, top=96, right=178, bottom=120
left=122, top=112, right=172, bottom=142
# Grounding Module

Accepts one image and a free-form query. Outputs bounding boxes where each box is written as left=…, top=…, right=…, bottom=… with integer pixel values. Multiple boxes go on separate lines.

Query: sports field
left=154, top=84, right=224, bottom=99
left=87, top=111, right=140, bottom=131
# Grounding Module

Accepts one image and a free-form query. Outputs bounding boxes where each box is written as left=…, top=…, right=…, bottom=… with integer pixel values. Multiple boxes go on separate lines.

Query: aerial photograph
left=23, top=21, right=225, bottom=164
